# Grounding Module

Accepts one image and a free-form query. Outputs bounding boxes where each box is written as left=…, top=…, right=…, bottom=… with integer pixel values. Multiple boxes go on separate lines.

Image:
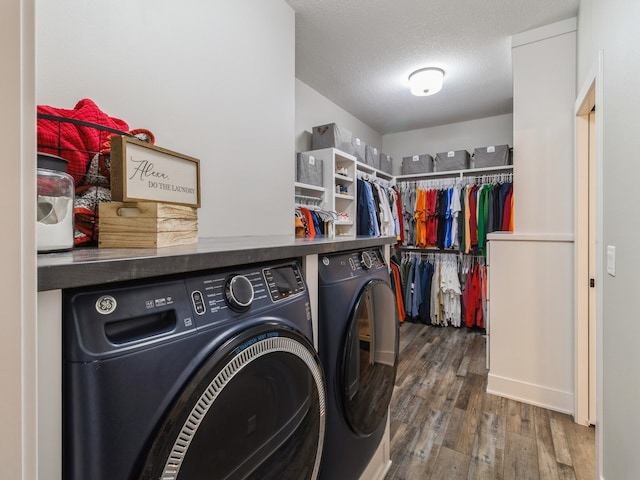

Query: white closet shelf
left=335, top=193, right=354, bottom=200
left=295, top=182, right=326, bottom=193
left=396, top=164, right=513, bottom=181
left=466, top=165, right=514, bottom=173
left=302, top=148, right=357, bottom=236
left=334, top=174, right=354, bottom=183
left=356, top=161, right=394, bottom=181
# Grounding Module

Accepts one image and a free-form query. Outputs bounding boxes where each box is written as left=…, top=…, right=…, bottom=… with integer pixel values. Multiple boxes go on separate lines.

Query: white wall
left=382, top=114, right=513, bottom=176
left=512, top=23, right=576, bottom=235
left=295, top=79, right=382, bottom=154
left=486, top=20, right=576, bottom=415
left=36, top=0, right=295, bottom=238
left=577, top=1, right=640, bottom=478
left=0, top=0, right=36, bottom=478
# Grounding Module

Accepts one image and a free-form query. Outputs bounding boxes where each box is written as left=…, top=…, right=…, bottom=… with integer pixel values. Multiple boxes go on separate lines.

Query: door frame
left=574, top=49, right=604, bottom=465
left=574, top=76, right=595, bottom=426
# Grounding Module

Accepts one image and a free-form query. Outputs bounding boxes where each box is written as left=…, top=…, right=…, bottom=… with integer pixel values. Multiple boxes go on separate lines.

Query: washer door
left=341, top=279, right=399, bottom=437
left=139, top=325, right=326, bottom=480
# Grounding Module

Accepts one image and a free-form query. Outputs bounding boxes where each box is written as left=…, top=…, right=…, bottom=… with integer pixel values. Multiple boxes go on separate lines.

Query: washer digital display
left=263, top=265, right=305, bottom=301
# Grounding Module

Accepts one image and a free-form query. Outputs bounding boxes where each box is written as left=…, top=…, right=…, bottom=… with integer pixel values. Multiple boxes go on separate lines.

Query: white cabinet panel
left=487, top=237, right=574, bottom=413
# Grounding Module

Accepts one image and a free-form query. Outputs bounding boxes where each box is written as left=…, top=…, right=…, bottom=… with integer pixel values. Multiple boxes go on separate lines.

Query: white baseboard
left=487, top=373, right=574, bottom=414
left=360, top=458, right=392, bottom=480
left=360, top=414, right=392, bottom=480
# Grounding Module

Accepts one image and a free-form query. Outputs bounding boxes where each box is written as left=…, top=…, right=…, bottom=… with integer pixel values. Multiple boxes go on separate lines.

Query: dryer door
left=139, top=325, right=326, bottom=480
left=340, top=279, right=399, bottom=436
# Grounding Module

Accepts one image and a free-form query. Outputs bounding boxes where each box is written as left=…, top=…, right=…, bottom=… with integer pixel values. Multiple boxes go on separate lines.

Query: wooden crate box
left=98, top=202, right=198, bottom=248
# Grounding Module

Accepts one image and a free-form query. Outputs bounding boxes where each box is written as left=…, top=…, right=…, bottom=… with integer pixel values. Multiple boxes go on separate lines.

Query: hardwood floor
left=384, top=323, right=595, bottom=480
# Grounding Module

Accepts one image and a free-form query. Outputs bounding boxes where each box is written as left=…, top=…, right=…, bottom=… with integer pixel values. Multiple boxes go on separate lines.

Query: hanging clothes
left=414, top=188, right=427, bottom=248
left=403, top=255, right=417, bottom=320
left=449, top=185, right=462, bottom=250
left=425, top=189, right=438, bottom=247
left=417, top=260, right=433, bottom=325
left=295, top=206, right=336, bottom=238
left=401, top=185, right=417, bottom=246
left=430, top=259, right=441, bottom=325
left=296, top=207, right=316, bottom=237
left=411, top=256, right=423, bottom=320
left=356, top=179, right=377, bottom=236
left=373, top=182, right=395, bottom=236
left=389, top=259, right=406, bottom=322
left=477, top=184, right=492, bottom=255
left=440, top=255, right=462, bottom=327
left=396, top=175, right=513, bottom=256
left=396, top=251, right=487, bottom=330
left=468, top=184, right=479, bottom=253
left=393, top=186, right=405, bottom=246
left=357, top=176, right=401, bottom=238
left=463, top=262, right=484, bottom=328
left=502, top=183, right=514, bottom=231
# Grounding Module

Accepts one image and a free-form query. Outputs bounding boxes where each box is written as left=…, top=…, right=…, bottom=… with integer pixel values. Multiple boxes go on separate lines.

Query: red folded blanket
left=37, top=98, right=129, bottom=183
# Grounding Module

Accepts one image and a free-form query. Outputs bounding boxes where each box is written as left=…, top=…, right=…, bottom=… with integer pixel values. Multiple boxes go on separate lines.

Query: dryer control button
left=360, top=251, right=374, bottom=270
left=224, top=275, right=255, bottom=312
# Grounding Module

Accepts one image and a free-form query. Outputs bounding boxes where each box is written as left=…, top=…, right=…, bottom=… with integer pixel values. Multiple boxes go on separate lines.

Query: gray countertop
left=38, top=235, right=396, bottom=291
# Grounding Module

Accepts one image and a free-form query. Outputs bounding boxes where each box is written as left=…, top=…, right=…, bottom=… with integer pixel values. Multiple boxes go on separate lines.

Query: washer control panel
left=184, top=261, right=305, bottom=327
left=64, top=260, right=308, bottom=359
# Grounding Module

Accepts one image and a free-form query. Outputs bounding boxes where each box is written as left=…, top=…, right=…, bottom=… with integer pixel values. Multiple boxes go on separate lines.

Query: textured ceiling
left=285, top=0, right=580, bottom=134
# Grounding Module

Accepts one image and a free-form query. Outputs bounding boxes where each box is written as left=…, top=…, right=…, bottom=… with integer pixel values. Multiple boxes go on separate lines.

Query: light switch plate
left=607, top=245, right=616, bottom=276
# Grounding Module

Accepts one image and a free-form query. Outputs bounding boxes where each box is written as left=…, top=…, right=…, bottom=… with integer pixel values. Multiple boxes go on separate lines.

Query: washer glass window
left=140, top=328, right=326, bottom=480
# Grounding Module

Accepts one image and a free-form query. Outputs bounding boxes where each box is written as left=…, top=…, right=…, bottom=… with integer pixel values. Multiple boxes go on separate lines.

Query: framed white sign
left=111, top=136, right=201, bottom=208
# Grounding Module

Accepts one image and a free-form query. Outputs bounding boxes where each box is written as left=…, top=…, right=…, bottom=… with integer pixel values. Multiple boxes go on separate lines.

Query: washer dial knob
left=360, top=251, right=374, bottom=270
left=224, top=275, right=254, bottom=311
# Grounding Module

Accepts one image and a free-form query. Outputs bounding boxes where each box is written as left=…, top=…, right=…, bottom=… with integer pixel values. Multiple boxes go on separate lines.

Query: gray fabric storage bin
left=434, top=150, right=470, bottom=171
left=296, top=152, right=323, bottom=186
left=401, top=154, right=433, bottom=174
left=379, top=153, right=393, bottom=174
left=364, top=145, right=381, bottom=169
left=351, top=136, right=366, bottom=164
left=473, top=145, right=512, bottom=168
left=311, top=123, right=354, bottom=155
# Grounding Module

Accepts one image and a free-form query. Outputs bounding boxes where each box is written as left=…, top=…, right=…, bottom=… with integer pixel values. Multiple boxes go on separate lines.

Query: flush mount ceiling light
left=408, top=67, right=445, bottom=96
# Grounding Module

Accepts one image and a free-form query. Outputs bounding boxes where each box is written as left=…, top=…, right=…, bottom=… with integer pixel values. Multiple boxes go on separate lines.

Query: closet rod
left=396, top=172, right=513, bottom=188
left=397, top=246, right=468, bottom=254
left=396, top=246, right=487, bottom=260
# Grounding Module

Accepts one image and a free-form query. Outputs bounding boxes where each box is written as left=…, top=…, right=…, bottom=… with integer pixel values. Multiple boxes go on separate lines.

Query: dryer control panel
left=318, top=248, right=387, bottom=284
